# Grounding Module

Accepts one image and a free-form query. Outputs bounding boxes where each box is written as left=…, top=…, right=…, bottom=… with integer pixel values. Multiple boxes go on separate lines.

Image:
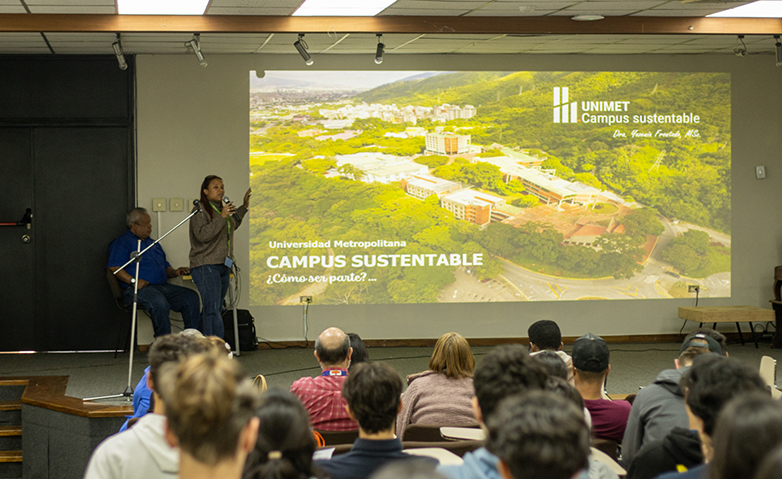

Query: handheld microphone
left=223, top=196, right=234, bottom=216
left=193, top=199, right=200, bottom=211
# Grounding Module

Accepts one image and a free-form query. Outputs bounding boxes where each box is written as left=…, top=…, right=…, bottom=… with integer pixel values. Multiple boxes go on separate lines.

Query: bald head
left=314, top=327, right=352, bottom=368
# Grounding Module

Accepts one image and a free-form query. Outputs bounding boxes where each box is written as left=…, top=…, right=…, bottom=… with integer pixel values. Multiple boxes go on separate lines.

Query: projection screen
left=248, top=70, right=731, bottom=306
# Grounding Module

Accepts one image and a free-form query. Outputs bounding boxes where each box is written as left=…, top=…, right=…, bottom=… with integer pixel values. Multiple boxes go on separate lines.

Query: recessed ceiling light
left=572, top=14, right=605, bottom=21
left=117, top=0, right=209, bottom=15
left=293, top=0, right=397, bottom=16
left=708, top=0, right=782, bottom=18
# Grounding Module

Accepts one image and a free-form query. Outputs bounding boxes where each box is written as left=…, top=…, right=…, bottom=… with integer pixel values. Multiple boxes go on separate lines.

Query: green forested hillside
left=357, top=71, right=731, bottom=232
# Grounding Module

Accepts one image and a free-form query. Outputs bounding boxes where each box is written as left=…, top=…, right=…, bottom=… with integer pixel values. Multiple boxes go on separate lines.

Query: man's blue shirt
left=108, top=230, right=170, bottom=288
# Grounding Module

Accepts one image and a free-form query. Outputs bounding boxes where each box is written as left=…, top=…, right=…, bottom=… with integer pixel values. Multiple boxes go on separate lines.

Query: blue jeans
left=191, top=264, right=230, bottom=338
left=123, top=283, right=201, bottom=337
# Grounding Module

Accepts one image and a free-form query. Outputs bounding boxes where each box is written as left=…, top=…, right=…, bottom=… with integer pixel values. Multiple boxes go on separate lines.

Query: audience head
left=473, top=345, right=548, bottom=422
left=342, top=362, right=403, bottom=434
left=429, top=332, right=475, bottom=379
left=487, top=391, right=590, bottom=479
left=682, top=328, right=727, bottom=356
left=163, top=351, right=259, bottom=467
left=532, top=350, right=568, bottom=380
left=180, top=328, right=206, bottom=340
left=314, top=327, right=352, bottom=368
left=207, top=335, right=234, bottom=358
left=347, top=333, right=369, bottom=371
left=755, top=445, right=782, bottom=479
left=572, top=333, right=610, bottom=383
left=148, top=334, right=211, bottom=397
left=679, top=331, right=724, bottom=357
left=527, top=320, right=562, bottom=352
left=544, top=376, right=585, bottom=411
left=682, top=355, right=767, bottom=458
left=709, top=393, right=782, bottom=479
left=243, top=389, right=319, bottom=479
left=676, top=346, right=710, bottom=369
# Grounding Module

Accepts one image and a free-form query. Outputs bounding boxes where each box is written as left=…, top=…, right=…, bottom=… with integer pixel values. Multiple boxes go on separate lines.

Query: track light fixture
left=112, top=33, right=128, bottom=71
left=375, top=34, right=385, bottom=65
left=734, top=34, right=748, bottom=57
left=294, top=34, right=313, bottom=66
left=185, top=33, right=207, bottom=68
left=775, top=36, right=782, bottom=67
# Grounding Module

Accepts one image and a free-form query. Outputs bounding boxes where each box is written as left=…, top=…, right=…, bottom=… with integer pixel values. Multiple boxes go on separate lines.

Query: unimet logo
left=553, top=87, right=578, bottom=124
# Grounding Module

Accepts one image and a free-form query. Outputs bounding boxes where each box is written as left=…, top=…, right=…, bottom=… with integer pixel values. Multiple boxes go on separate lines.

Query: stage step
left=0, top=450, right=22, bottom=479
left=0, top=427, right=21, bottom=451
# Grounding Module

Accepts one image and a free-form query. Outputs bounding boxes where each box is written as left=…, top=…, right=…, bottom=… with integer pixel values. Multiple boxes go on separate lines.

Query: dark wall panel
left=0, top=56, right=130, bottom=120
left=33, top=127, right=131, bottom=350
left=0, top=129, right=35, bottom=351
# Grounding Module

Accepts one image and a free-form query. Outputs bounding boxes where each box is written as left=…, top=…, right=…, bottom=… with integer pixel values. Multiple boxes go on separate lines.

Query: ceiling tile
left=207, top=7, right=297, bottom=15
left=0, top=5, right=26, bottom=12
left=28, top=5, right=117, bottom=13
left=380, top=8, right=471, bottom=15
left=390, top=0, right=486, bottom=7
left=208, top=0, right=303, bottom=6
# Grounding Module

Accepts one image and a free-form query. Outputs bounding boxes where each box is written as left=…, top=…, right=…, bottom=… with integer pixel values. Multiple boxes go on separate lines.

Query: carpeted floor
left=2, top=339, right=781, bottom=405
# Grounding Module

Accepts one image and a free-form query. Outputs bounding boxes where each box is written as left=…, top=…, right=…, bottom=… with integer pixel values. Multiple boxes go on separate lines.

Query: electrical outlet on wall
left=688, top=285, right=700, bottom=293
left=756, top=165, right=766, bottom=179
left=152, top=198, right=166, bottom=212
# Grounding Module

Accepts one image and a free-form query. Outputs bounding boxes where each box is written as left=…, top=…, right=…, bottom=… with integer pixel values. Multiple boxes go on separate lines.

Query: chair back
left=402, top=424, right=447, bottom=442
left=106, top=268, right=124, bottom=302
left=591, top=437, right=620, bottom=461
left=314, top=429, right=359, bottom=446
left=760, top=356, right=782, bottom=400
left=590, top=447, right=626, bottom=476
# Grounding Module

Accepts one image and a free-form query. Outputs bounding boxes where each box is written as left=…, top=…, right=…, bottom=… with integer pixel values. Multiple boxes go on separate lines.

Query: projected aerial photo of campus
left=248, top=71, right=731, bottom=306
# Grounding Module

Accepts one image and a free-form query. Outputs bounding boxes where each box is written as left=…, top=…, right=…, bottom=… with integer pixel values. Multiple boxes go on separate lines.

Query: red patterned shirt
left=291, top=368, right=358, bottom=431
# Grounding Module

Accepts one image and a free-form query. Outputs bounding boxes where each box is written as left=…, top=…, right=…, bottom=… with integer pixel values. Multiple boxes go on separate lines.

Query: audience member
left=628, top=355, right=767, bottom=479
left=621, top=331, right=723, bottom=466
left=348, top=333, right=369, bottom=372
left=487, top=392, right=590, bottom=479
left=572, top=333, right=631, bottom=443
left=118, top=329, right=207, bottom=432
left=84, top=335, right=210, bottom=479
left=543, top=377, right=615, bottom=478
left=316, top=362, right=435, bottom=479
left=438, top=344, right=548, bottom=479
left=207, top=335, right=234, bottom=358
left=754, top=444, right=782, bottom=479
left=291, top=327, right=357, bottom=431
left=243, top=389, right=325, bottom=479
left=528, top=320, right=574, bottom=384
left=396, top=332, right=476, bottom=438
left=532, top=350, right=569, bottom=380
left=163, top=351, right=259, bottom=479
left=708, top=393, right=782, bottom=479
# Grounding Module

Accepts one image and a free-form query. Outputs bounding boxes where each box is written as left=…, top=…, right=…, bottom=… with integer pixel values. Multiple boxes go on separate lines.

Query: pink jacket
left=395, top=370, right=476, bottom=439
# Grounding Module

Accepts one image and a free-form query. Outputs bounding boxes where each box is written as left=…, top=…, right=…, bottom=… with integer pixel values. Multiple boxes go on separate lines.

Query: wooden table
left=679, top=306, right=776, bottom=348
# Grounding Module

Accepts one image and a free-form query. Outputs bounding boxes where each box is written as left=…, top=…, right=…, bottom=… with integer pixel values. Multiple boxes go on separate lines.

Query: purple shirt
left=584, top=398, right=632, bottom=442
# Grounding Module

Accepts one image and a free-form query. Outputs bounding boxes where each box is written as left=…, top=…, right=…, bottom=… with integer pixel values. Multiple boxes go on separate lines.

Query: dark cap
left=679, top=333, right=723, bottom=355
left=572, top=333, right=609, bottom=373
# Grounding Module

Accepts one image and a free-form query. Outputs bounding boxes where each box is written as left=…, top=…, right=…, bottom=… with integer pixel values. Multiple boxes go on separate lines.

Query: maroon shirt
left=291, top=368, right=358, bottom=431
left=584, top=398, right=632, bottom=442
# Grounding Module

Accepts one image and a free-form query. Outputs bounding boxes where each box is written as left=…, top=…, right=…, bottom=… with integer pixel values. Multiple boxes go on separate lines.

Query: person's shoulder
left=654, top=465, right=707, bottom=479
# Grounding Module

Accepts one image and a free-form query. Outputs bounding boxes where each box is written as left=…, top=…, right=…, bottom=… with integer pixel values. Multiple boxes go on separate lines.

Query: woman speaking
left=190, top=175, right=251, bottom=338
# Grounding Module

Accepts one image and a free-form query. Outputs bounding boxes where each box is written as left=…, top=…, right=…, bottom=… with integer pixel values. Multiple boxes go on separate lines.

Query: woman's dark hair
left=243, top=389, right=321, bottom=479
left=200, top=175, right=222, bottom=219
left=709, top=392, right=782, bottom=479
left=532, top=351, right=568, bottom=380
left=348, top=333, right=369, bottom=372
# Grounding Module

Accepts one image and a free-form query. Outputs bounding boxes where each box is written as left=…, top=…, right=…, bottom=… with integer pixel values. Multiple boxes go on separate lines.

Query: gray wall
left=136, top=53, right=782, bottom=341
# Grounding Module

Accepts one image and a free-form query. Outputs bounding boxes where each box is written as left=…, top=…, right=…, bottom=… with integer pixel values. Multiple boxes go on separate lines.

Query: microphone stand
left=84, top=201, right=202, bottom=402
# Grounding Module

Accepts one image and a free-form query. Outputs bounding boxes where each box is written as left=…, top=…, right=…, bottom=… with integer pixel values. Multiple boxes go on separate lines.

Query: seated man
left=527, top=320, right=574, bottom=384
left=291, top=327, right=357, bottom=431
left=84, top=334, right=211, bottom=479
left=621, top=330, right=724, bottom=467
left=572, top=333, right=631, bottom=443
left=316, top=362, right=435, bottom=479
left=629, top=355, right=767, bottom=479
left=438, top=345, right=614, bottom=479
left=488, top=392, right=591, bottom=479
left=108, top=208, right=200, bottom=337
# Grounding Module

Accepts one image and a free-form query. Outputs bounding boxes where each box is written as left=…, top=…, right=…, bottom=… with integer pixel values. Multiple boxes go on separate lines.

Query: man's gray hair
left=126, top=208, right=149, bottom=228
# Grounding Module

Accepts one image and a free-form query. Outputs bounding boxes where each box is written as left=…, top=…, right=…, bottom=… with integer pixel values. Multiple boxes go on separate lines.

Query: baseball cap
left=572, top=333, right=609, bottom=373
left=679, top=333, right=723, bottom=355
